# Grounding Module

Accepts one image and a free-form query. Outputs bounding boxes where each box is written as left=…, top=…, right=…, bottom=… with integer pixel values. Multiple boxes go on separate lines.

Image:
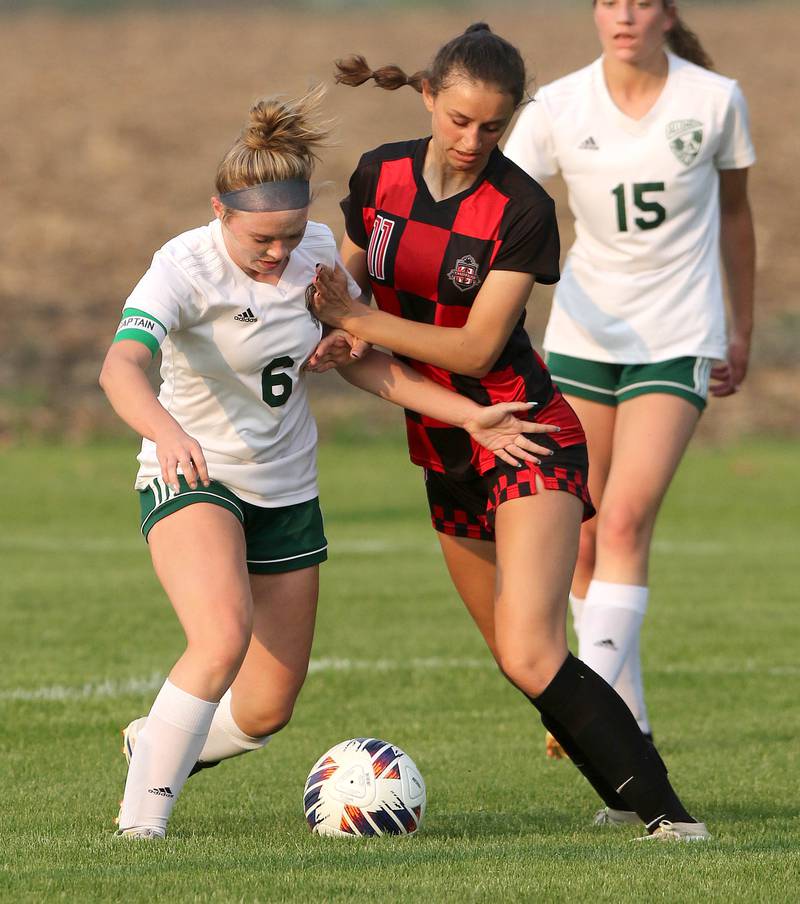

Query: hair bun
left=465, top=22, right=491, bottom=35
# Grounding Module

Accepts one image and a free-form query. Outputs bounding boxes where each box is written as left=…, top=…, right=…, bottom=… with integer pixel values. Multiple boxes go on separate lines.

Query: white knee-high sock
left=568, top=592, right=585, bottom=638
left=198, top=689, right=272, bottom=764
left=578, top=581, right=648, bottom=688
left=118, top=680, right=217, bottom=834
left=614, top=631, right=651, bottom=735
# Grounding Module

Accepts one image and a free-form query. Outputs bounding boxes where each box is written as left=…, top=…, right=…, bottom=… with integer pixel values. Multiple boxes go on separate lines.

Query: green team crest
left=666, top=119, right=703, bottom=166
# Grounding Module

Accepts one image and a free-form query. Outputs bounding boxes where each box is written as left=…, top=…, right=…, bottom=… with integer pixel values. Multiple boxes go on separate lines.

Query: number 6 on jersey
left=262, top=356, right=294, bottom=407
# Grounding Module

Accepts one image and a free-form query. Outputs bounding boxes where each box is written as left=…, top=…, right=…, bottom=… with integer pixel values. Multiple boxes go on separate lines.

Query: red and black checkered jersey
left=342, top=137, right=578, bottom=479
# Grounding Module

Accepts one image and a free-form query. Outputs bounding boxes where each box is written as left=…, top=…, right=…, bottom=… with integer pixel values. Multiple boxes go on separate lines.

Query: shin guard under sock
left=536, top=710, right=629, bottom=811
left=531, top=654, right=692, bottom=826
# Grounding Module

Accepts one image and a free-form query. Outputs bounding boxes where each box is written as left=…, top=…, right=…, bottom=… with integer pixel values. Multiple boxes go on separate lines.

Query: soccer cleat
left=122, top=717, right=219, bottom=777
left=114, top=826, right=165, bottom=840
left=636, top=820, right=711, bottom=842
left=593, top=806, right=643, bottom=826
left=122, top=717, right=147, bottom=764
left=545, top=731, right=568, bottom=760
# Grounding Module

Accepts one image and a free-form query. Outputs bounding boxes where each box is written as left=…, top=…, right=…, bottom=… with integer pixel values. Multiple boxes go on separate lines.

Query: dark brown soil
left=1, top=5, right=797, bottom=441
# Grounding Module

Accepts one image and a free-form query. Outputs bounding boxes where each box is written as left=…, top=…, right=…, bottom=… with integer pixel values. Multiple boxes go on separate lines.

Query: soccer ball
left=303, top=737, right=426, bottom=837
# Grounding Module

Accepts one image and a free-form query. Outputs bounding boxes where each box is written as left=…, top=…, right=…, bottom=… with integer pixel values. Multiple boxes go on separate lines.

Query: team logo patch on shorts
left=666, top=119, right=703, bottom=166
left=447, top=254, right=482, bottom=292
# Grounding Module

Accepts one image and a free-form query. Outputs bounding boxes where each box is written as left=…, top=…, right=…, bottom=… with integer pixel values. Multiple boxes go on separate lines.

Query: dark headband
left=219, top=179, right=310, bottom=212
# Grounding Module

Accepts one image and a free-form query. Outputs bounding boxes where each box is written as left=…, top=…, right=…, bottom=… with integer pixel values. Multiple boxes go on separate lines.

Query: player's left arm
left=310, top=264, right=534, bottom=379
left=338, top=347, right=559, bottom=467
left=713, top=167, right=756, bottom=396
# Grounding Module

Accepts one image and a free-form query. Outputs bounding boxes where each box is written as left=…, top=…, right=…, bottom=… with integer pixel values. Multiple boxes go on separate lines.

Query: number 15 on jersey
left=612, top=182, right=667, bottom=232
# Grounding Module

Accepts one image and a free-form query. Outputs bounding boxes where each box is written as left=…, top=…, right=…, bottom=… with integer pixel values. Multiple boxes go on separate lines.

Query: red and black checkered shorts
left=424, top=442, right=595, bottom=542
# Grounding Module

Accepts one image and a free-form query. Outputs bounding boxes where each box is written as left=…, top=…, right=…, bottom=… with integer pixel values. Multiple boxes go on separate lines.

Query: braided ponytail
left=334, top=23, right=527, bottom=106
left=334, top=54, right=426, bottom=94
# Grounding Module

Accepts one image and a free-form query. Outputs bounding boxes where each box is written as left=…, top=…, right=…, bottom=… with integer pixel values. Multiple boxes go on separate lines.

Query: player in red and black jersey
left=308, top=23, right=708, bottom=840
left=340, top=135, right=584, bottom=485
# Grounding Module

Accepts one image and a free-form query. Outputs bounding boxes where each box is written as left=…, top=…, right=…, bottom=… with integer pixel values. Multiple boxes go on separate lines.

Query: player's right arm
left=99, top=340, right=210, bottom=493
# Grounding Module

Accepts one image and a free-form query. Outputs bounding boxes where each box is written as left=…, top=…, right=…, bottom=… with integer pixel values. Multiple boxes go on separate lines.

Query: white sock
left=198, top=689, right=272, bottom=764
left=568, top=592, right=585, bottom=637
left=118, top=680, right=217, bottom=834
left=614, top=631, right=651, bottom=735
left=578, top=581, right=648, bottom=688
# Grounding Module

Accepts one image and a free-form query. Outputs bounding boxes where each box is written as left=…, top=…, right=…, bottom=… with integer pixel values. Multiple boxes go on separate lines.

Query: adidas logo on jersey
left=234, top=308, right=258, bottom=322
left=578, top=136, right=599, bottom=150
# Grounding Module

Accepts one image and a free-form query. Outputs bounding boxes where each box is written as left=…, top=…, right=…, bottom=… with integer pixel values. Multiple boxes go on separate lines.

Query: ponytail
left=334, top=54, right=426, bottom=94
left=335, top=22, right=527, bottom=106
left=667, top=16, right=714, bottom=70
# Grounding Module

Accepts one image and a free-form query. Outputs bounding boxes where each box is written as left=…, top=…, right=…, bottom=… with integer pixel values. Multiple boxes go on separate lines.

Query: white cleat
left=636, top=820, right=711, bottom=841
left=122, top=717, right=147, bottom=764
left=594, top=806, right=643, bottom=826
left=114, top=826, right=165, bottom=840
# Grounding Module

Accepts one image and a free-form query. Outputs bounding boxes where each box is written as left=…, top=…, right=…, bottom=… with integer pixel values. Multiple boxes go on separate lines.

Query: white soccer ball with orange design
left=303, top=737, right=426, bottom=837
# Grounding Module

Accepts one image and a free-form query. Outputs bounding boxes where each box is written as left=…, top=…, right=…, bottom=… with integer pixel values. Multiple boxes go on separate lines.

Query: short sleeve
left=491, top=197, right=561, bottom=285
left=715, top=82, right=756, bottom=170
left=503, top=92, right=560, bottom=182
left=340, top=158, right=370, bottom=249
left=114, top=251, right=194, bottom=355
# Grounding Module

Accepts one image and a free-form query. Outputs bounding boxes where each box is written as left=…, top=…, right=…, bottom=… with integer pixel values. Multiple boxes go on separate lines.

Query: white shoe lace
left=650, top=820, right=681, bottom=839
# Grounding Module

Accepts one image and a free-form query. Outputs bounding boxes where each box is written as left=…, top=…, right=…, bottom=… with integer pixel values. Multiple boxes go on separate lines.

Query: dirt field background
left=0, top=3, right=797, bottom=442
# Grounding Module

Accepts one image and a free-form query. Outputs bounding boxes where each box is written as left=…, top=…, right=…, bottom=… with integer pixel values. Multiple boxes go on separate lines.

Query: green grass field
left=1, top=437, right=798, bottom=902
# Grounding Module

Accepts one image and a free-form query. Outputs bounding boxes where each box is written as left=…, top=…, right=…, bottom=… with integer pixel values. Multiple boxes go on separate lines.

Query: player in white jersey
left=99, top=88, right=556, bottom=840
left=505, top=0, right=756, bottom=774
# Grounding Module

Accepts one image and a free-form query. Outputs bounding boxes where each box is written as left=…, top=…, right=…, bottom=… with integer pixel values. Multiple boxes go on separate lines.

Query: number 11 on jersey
left=612, top=182, right=667, bottom=232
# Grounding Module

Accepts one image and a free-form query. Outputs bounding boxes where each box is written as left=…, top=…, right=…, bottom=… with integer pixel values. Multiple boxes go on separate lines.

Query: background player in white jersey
left=504, top=0, right=756, bottom=770
left=99, top=88, right=558, bottom=840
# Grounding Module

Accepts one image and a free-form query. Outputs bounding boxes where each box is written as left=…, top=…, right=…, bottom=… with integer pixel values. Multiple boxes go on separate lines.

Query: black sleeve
left=339, top=157, right=369, bottom=250
left=491, top=196, right=561, bottom=285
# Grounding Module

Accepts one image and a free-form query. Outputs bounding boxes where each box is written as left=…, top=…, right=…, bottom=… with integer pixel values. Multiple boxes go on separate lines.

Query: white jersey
left=115, top=218, right=357, bottom=507
left=504, top=53, right=756, bottom=363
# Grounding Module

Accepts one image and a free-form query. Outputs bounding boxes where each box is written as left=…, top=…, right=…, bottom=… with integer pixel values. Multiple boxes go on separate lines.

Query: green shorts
left=544, top=352, right=712, bottom=412
left=138, top=476, right=327, bottom=574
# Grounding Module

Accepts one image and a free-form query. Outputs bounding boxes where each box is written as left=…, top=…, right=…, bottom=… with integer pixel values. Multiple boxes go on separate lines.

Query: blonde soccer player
left=100, top=87, right=558, bottom=839
left=504, top=0, right=756, bottom=777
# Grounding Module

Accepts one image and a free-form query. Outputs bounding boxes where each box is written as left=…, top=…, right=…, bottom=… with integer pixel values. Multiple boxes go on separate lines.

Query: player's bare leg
left=234, top=566, right=319, bottom=734
left=579, top=394, right=700, bottom=735
left=438, top=522, right=574, bottom=762
left=117, top=504, right=252, bottom=837
left=122, top=565, right=319, bottom=790
left=491, top=484, right=578, bottom=696
left=593, top=394, right=700, bottom=585
left=436, top=534, right=497, bottom=656
left=491, top=483, right=703, bottom=833
left=564, top=396, right=616, bottom=600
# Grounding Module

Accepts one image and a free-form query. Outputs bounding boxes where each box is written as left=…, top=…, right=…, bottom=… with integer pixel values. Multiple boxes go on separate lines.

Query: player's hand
left=309, top=264, right=366, bottom=327
left=153, top=423, right=210, bottom=492
left=304, top=329, right=371, bottom=373
left=462, top=402, right=560, bottom=467
left=710, top=332, right=751, bottom=397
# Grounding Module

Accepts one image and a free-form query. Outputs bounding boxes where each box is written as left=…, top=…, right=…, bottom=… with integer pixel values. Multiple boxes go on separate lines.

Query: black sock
left=536, top=711, right=629, bottom=811
left=531, top=654, right=693, bottom=827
